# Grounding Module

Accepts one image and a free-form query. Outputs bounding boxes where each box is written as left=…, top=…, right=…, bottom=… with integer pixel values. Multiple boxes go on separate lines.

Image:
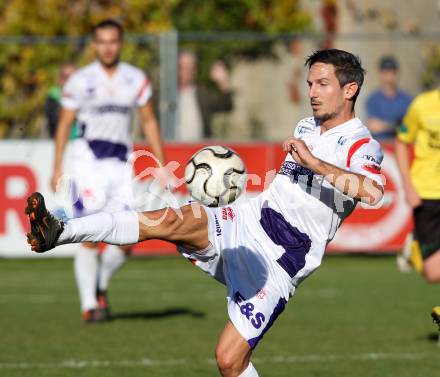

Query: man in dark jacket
left=176, top=51, right=234, bottom=140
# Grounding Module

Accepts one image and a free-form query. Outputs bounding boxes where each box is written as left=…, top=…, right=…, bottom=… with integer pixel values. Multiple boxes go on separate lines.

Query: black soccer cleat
left=24, top=192, right=64, bottom=253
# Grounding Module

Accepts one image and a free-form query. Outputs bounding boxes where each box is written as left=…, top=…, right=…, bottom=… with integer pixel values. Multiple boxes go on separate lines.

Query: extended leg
left=25, top=192, right=209, bottom=253
left=58, top=204, right=210, bottom=250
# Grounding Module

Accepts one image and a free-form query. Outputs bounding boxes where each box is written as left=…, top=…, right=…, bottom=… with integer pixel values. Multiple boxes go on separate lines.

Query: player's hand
left=282, top=137, right=319, bottom=170
left=50, top=170, right=62, bottom=192
left=404, top=181, right=422, bottom=208
left=210, top=61, right=231, bottom=91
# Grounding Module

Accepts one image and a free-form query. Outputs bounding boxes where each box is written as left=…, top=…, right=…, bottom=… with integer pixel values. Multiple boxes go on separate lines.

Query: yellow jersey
left=398, top=89, right=440, bottom=198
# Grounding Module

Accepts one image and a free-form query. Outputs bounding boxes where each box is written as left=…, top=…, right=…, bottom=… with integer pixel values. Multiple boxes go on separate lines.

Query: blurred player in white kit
left=52, top=19, right=166, bottom=322
left=28, top=49, right=384, bottom=376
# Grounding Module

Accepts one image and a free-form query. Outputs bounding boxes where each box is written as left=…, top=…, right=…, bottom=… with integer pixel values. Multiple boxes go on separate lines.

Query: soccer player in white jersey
left=27, top=49, right=384, bottom=376
left=51, top=19, right=166, bottom=323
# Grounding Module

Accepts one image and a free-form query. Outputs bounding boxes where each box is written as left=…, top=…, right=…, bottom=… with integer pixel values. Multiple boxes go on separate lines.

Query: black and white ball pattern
left=185, top=145, right=247, bottom=207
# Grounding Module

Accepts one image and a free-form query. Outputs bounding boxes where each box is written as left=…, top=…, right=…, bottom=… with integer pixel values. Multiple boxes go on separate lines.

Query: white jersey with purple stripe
left=62, top=61, right=152, bottom=162
left=258, top=116, right=384, bottom=284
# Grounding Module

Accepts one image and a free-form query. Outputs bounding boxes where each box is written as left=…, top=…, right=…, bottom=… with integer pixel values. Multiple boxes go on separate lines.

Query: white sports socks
left=239, top=362, right=259, bottom=377
left=98, top=244, right=127, bottom=292
left=58, top=211, right=139, bottom=246
left=74, top=244, right=99, bottom=312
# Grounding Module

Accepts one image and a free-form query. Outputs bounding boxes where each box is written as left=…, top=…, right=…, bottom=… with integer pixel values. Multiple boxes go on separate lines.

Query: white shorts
left=67, top=158, right=134, bottom=217
left=178, top=196, right=315, bottom=349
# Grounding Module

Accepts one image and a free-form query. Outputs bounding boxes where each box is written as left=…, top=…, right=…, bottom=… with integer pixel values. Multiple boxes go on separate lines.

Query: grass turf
left=0, top=255, right=439, bottom=376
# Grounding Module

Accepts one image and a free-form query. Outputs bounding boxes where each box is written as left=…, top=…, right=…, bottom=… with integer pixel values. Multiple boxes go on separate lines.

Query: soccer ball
left=185, top=145, right=247, bottom=207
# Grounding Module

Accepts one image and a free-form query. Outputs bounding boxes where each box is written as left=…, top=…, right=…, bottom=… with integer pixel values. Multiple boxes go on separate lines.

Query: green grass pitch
left=0, top=255, right=439, bottom=377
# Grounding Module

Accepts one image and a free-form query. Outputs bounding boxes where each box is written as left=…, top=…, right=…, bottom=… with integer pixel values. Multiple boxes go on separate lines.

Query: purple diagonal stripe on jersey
left=248, top=297, right=287, bottom=349
left=260, top=207, right=311, bottom=278
left=71, top=181, right=84, bottom=217
left=87, top=140, right=128, bottom=161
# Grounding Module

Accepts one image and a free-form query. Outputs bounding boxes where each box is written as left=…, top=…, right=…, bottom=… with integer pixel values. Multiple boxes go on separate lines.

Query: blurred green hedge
left=0, top=0, right=311, bottom=138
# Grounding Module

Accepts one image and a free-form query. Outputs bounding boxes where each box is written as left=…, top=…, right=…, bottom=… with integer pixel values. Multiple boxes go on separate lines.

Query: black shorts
left=413, top=200, right=440, bottom=260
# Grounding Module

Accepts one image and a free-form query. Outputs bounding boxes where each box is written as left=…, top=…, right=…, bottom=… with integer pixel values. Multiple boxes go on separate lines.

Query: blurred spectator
left=365, top=56, right=412, bottom=141
left=176, top=50, right=234, bottom=141
left=287, top=38, right=304, bottom=105
left=45, top=63, right=77, bottom=138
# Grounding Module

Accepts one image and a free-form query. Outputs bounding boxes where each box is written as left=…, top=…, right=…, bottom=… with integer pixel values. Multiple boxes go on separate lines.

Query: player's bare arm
left=51, top=107, right=76, bottom=191
left=283, top=136, right=384, bottom=205
left=395, top=139, right=422, bottom=208
left=139, top=100, right=164, bottom=165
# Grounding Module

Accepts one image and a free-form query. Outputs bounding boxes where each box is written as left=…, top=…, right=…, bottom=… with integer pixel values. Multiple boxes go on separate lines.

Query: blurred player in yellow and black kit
left=395, top=88, right=440, bottom=329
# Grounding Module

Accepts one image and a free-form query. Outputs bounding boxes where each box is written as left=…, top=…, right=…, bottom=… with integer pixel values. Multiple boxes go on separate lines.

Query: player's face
left=93, top=27, right=122, bottom=68
left=307, top=63, right=346, bottom=122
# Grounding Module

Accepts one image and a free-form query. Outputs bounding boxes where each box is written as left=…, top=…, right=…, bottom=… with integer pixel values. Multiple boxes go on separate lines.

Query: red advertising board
left=0, top=141, right=412, bottom=256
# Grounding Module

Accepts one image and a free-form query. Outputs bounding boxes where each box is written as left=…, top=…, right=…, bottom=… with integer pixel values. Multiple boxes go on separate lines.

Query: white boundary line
left=0, top=352, right=435, bottom=369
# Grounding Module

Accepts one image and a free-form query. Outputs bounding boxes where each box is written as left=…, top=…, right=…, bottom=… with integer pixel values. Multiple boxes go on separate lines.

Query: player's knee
left=215, top=348, right=243, bottom=377
left=140, top=207, right=178, bottom=230
left=161, top=208, right=181, bottom=234
left=423, top=266, right=440, bottom=283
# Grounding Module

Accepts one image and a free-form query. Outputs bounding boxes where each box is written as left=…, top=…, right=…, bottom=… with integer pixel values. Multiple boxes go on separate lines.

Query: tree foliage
left=0, top=0, right=312, bottom=137
left=421, top=44, right=440, bottom=89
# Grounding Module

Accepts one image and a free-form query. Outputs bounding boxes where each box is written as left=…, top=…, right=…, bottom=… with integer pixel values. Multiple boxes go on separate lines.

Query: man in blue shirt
left=366, top=56, right=412, bottom=141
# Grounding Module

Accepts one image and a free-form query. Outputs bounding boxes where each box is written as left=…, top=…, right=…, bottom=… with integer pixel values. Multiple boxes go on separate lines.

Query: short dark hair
left=305, top=49, right=366, bottom=107
left=378, top=55, right=398, bottom=71
left=93, top=19, right=123, bottom=39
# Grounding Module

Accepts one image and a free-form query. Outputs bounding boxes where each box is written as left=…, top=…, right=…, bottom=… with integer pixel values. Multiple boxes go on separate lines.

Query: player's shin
left=57, top=211, right=139, bottom=246
left=98, top=244, right=127, bottom=291
left=74, top=244, right=99, bottom=311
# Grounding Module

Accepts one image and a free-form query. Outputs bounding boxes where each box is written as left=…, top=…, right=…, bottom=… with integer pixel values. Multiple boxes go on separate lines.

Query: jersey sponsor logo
left=362, top=154, right=380, bottom=165
left=279, top=161, right=315, bottom=188
left=221, top=206, right=235, bottom=221
left=214, top=214, right=222, bottom=236
left=427, top=129, right=440, bottom=149
left=93, top=104, right=131, bottom=115
left=279, top=161, right=314, bottom=177
left=297, top=125, right=307, bottom=135
left=234, top=291, right=266, bottom=329
left=337, top=136, right=347, bottom=146
left=296, top=124, right=314, bottom=135
left=361, top=163, right=381, bottom=174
